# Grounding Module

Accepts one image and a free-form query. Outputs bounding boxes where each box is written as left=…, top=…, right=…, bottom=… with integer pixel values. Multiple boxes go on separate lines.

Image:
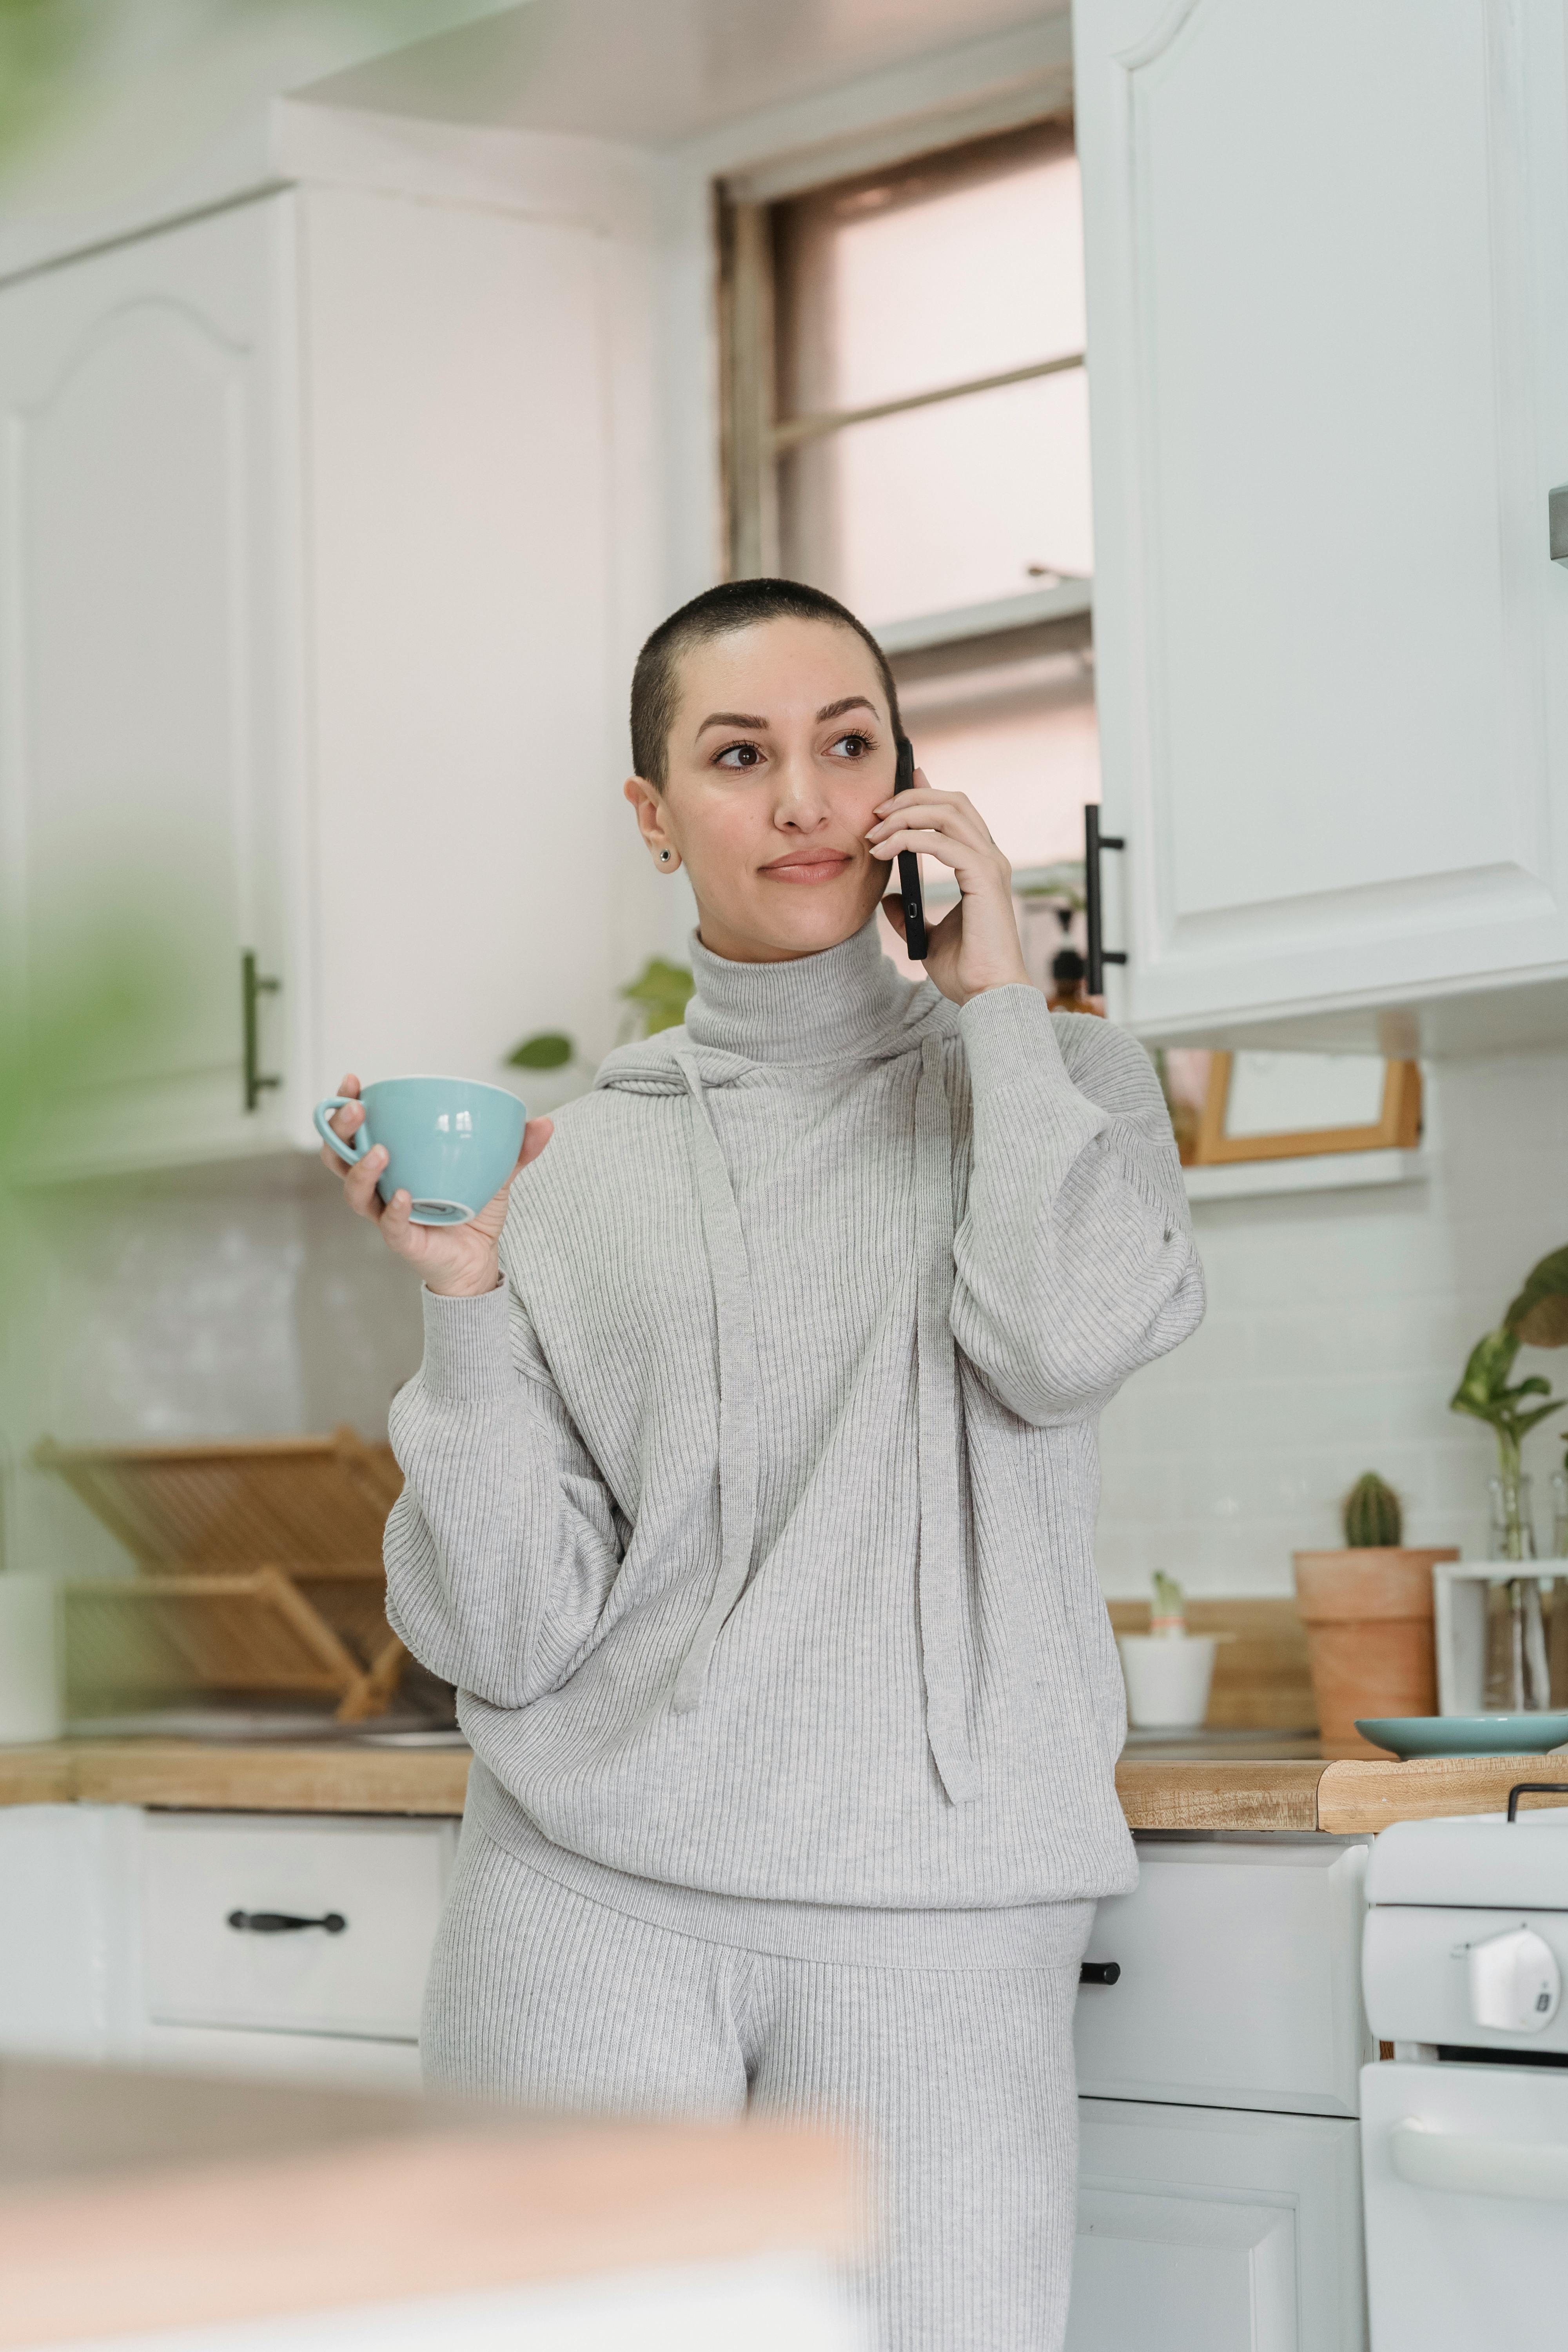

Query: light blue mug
left=314, top=1076, right=526, bottom=1226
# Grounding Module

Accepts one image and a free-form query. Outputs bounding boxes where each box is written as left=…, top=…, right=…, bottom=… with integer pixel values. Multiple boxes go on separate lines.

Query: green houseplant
left=1449, top=1244, right=1568, bottom=1557
left=1449, top=1243, right=1568, bottom=1708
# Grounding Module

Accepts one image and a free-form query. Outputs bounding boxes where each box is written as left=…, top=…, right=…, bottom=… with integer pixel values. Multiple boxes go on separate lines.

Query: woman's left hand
left=867, top=774, right=1030, bottom=1006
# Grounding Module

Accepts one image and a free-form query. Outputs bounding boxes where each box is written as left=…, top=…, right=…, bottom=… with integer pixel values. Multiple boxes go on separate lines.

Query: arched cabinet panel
left=0, top=202, right=295, bottom=1166
left=0, top=171, right=635, bottom=1176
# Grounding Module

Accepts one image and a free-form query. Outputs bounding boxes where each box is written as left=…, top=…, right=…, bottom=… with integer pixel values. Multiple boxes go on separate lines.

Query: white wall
left=1096, top=1048, right=1568, bottom=1598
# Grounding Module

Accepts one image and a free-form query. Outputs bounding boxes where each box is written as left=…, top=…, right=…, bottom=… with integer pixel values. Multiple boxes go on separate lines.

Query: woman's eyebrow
left=695, top=710, right=767, bottom=737
left=817, top=695, right=878, bottom=722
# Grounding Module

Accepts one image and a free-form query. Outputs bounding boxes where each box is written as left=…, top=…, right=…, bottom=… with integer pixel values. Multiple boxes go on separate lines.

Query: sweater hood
left=590, top=914, right=980, bottom=1808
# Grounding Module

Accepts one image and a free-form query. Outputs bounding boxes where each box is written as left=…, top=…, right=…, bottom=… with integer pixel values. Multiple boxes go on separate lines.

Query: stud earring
left=659, top=849, right=673, bottom=864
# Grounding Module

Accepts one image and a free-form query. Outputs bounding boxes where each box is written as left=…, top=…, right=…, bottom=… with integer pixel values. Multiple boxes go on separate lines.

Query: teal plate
left=1356, top=1712, right=1568, bottom=1760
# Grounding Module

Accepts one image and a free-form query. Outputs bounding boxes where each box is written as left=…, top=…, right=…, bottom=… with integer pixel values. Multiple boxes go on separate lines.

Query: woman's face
left=624, top=616, right=896, bottom=963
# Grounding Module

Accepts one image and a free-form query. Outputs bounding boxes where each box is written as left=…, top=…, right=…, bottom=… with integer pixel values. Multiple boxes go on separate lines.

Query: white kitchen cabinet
left=137, top=2020, right=425, bottom=2092
left=1069, top=2100, right=1366, bottom=2352
left=0, top=199, right=297, bottom=1172
left=1074, top=0, right=1568, bottom=1047
left=142, top=1812, right=452, bottom=2041
left=1071, top=1836, right=1373, bottom=2352
left=1075, top=1837, right=1372, bottom=2116
left=0, top=1803, right=141, bottom=2060
left=0, top=1804, right=453, bottom=2087
left=0, top=173, right=640, bottom=1179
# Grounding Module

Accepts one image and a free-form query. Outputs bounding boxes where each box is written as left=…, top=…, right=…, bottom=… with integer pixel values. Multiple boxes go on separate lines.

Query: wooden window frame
left=1192, top=1054, right=1422, bottom=1167
left=717, top=114, right=1085, bottom=632
left=716, top=107, right=1099, bottom=913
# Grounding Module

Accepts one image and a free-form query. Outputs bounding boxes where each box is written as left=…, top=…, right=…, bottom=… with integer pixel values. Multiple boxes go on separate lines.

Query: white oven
left=1359, top=1793, right=1568, bottom=2349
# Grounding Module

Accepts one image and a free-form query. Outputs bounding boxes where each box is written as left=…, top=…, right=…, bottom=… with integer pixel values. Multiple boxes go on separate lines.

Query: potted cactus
left=1293, top=1473, right=1458, bottom=1760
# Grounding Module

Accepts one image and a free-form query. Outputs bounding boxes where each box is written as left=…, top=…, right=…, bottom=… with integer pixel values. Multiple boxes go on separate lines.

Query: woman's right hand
left=319, top=1074, right=553, bottom=1298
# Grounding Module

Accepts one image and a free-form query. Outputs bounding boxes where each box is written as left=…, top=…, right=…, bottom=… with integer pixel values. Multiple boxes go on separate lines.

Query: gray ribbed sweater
left=385, top=918, right=1204, bottom=1907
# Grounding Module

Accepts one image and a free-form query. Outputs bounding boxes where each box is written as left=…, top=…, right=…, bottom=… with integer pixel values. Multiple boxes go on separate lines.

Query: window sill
left=875, top=578, right=1092, bottom=657
left=1183, top=1149, right=1428, bottom=1202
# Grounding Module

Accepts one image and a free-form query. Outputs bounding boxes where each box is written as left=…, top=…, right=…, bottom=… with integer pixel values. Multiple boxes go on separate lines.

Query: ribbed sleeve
left=384, top=1285, right=625, bottom=1706
left=951, top=987, right=1205, bottom=1426
left=418, top=1282, right=515, bottom=1399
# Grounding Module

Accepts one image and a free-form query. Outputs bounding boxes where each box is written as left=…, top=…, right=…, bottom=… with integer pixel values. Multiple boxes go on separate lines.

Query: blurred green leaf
left=505, top=1031, right=574, bottom=1071
left=1504, top=1243, right=1568, bottom=1348
left=619, top=957, right=694, bottom=1038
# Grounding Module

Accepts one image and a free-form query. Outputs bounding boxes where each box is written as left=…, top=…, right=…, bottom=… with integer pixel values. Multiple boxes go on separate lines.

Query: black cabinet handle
left=241, top=949, right=282, bottom=1112
left=227, top=1909, right=347, bottom=1935
left=1083, top=806, right=1127, bottom=998
left=1079, top=1960, right=1121, bottom=1986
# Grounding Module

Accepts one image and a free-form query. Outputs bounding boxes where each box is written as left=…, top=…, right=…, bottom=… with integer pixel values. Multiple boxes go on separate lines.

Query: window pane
left=777, top=120, right=1084, bottom=417
left=897, top=648, right=1100, bottom=872
left=782, top=368, right=1093, bottom=627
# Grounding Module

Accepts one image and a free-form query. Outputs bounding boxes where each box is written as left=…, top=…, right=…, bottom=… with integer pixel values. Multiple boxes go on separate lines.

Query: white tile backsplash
left=2, top=1159, right=422, bottom=1578
left=1097, top=1048, right=1568, bottom=1597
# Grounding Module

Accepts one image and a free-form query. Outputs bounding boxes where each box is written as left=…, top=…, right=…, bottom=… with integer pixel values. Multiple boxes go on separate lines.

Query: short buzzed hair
left=630, top=577, right=902, bottom=788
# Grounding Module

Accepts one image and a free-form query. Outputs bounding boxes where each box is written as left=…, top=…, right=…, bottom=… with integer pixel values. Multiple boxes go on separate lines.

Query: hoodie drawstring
left=670, top=1048, right=761, bottom=1713
left=668, top=1040, right=979, bottom=1805
left=912, top=1036, right=981, bottom=1804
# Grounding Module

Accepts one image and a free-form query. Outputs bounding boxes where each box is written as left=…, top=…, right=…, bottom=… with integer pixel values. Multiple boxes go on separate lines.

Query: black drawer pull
left=1079, top=1960, right=1121, bottom=1986
left=227, top=1909, right=347, bottom=1935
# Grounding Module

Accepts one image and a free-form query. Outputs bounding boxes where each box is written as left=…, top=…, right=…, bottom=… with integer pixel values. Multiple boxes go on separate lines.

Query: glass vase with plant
left=1450, top=1244, right=1568, bottom=1708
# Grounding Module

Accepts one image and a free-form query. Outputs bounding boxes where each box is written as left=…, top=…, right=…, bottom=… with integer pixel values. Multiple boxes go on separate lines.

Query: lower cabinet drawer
left=141, top=2020, right=426, bottom=2091
left=1074, top=1838, right=1372, bottom=2117
left=1068, top=2099, right=1366, bottom=2352
left=141, top=1813, right=456, bottom=2040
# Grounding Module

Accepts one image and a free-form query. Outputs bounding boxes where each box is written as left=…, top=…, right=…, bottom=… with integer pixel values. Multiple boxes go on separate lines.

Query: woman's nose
left=772, top=755, right=832, bottom=827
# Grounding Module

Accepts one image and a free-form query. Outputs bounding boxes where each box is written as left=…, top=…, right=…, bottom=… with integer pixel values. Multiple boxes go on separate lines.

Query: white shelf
left=875, top=578, right=1092, bottom=656
left=1183, top=1149, right=1427, bottom=1201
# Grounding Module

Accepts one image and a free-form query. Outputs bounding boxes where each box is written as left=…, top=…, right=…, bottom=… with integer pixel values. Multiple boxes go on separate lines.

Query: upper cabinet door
left=1074, top=0, right=1568, bottom=1036
left=0, top=197, right=297, bottom=1171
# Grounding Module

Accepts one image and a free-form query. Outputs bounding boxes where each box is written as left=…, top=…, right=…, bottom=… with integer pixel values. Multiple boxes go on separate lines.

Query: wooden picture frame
left=1192, top=1053, right=1421, bottom=1166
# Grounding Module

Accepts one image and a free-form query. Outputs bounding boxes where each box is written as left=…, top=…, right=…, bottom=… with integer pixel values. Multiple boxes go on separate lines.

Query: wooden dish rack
left=36, top=1429, right=409, bottom=1722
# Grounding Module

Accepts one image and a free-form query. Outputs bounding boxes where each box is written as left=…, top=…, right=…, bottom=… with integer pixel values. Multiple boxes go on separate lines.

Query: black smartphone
left=893, top=735, right=928, bottom=961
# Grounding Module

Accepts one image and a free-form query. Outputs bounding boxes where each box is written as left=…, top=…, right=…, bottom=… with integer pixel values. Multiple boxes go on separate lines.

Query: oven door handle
left=1390, top=2117, right=1568, bottom=2201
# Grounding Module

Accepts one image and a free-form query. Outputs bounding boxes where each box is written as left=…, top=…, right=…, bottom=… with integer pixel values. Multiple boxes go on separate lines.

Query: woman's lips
left=759, top=851, right=854, bottom=884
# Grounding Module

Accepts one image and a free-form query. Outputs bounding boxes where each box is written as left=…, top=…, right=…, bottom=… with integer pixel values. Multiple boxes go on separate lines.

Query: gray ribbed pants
left=422, top=1776, right=1094, bottom=2352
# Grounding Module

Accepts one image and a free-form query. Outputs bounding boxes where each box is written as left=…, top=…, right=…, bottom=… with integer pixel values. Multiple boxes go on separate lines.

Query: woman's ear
left=624, top=775, right=679, bottom=871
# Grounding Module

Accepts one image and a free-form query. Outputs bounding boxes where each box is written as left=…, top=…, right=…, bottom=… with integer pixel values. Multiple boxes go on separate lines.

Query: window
left=721, top=116, right=1098, bottom=984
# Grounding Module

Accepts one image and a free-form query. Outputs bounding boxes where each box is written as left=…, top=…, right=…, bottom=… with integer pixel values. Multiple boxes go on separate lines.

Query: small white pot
left=1118, top=1633, right=1218, bottom=1731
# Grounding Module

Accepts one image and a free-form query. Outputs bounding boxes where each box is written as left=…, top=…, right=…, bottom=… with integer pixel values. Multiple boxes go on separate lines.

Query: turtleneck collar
left=684, top=915, right=915, bottom=1065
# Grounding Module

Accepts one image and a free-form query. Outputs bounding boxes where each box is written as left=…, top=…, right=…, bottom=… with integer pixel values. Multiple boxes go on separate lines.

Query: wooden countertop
left=0, top=1740, right=472, bottom=1817
left=2, top=1740, right=1565, bottom=1833
left=0, top=2058, right=855, bottom=2348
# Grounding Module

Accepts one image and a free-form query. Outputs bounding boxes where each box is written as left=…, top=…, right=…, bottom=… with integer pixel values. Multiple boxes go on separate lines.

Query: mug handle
left=314, top=1096, right=371, bottom=1167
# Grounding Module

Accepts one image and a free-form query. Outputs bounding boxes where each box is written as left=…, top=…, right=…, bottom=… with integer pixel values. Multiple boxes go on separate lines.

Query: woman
left=323, top=577, right=1204, bottom=2350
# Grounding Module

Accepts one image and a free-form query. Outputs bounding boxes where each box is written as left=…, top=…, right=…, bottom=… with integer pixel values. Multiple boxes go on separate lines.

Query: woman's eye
left=829, top=732, right=873, bottom=759
left=715, top=741, right=764, bottom=769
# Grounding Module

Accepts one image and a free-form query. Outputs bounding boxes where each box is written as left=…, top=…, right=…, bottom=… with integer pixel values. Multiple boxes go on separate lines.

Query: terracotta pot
left=1292, top=1549, right=1456, bottom=1760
